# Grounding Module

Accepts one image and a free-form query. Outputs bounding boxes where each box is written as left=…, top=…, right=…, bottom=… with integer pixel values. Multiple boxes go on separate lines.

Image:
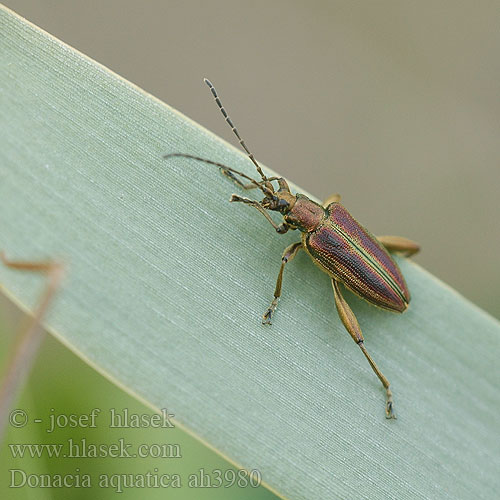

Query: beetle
left=165, top=79, right=420, bottom=418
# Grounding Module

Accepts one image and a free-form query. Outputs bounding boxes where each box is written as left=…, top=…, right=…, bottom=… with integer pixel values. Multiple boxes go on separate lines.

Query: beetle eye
left=277, top=199, right=290, bottom=212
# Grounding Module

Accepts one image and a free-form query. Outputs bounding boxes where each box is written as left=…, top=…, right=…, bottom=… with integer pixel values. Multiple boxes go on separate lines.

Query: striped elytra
left=302, top=202, right=410, bottom=312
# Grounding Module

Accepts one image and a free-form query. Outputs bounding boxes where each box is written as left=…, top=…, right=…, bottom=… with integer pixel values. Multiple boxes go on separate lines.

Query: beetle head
left=261, top=178, right=296, bottom=214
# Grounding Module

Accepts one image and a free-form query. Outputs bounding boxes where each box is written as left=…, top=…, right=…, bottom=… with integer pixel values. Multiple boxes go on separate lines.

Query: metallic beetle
left=165, top=79, right=420, bottom=418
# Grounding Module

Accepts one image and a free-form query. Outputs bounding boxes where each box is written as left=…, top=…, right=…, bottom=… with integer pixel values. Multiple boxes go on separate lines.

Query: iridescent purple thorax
left=284, top=194, right=326, bottom=232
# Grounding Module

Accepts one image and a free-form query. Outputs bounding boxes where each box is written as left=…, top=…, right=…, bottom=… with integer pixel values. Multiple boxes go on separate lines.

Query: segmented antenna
left=164, top=153, right=276, bottom=196
left=204, top=78, right=268, bottom=183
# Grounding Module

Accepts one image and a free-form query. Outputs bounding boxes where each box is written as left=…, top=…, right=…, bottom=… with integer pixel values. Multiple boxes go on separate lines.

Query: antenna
left=204, top=78, right=268, bottom=183
left=163, top=153, right=276, bottom=196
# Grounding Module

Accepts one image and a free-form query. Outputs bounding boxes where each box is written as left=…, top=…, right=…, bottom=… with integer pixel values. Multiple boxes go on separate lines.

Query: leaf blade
left=1, top=6, right=500, bottom=499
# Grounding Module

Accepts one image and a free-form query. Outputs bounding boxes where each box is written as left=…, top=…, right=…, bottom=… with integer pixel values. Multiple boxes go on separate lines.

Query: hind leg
left=377, top=236, right=420, bottom=257
left=332, top=278, right=395, bottom=419
left=322, top=193, right=341, bottom=207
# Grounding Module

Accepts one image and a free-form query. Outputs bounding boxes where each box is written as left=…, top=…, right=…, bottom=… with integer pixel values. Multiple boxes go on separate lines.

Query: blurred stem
left=0, top=252, right=64, bottom=441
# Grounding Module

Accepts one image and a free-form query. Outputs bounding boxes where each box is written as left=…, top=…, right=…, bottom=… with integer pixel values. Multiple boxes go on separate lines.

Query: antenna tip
left=203, top=78, right=212, bottom=87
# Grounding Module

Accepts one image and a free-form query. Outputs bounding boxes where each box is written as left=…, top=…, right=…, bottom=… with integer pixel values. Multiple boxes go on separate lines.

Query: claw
left=385, top=403, right=396, bottom=419
left=262, top=298, right=278, bottom=325
left=262, top=309, right=273, bottom=325
left=385, top=389, right=396, bottom=419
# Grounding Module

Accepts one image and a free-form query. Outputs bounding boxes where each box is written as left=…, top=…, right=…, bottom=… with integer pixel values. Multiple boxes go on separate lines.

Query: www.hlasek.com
left=9, top=437, right=182, bottom=459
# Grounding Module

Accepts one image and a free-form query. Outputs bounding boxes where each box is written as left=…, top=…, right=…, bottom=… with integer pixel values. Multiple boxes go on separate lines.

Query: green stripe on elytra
left=334, top=225, right=406, bottom=303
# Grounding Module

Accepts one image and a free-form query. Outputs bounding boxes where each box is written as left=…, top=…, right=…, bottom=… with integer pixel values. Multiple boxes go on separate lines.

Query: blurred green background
left=1, top=1, right=499, bottom=498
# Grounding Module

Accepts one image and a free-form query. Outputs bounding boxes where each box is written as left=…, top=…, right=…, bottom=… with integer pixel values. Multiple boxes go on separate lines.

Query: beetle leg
left=221, top=169, right=280, bottom=190
left=262, top=242, right=302, bottom=325
left=377, top=236, right=420, bottom=257
left=230, top=195, right=289, bottom=233
left=220, top=168, right=258, bottom=189
left=322, top=193, right=341, bottom=207
left=331, top=279, right=396, bottom=419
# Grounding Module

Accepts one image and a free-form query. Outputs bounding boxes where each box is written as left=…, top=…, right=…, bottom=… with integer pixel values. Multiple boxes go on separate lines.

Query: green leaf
left=1, top=6, right=500, bottom=499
